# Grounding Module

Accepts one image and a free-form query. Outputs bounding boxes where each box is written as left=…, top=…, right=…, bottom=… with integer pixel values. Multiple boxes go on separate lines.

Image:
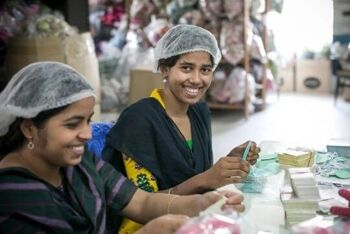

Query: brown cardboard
left=128, top=68, right=164, bottom=105
left=6, top=33, right=101, bottom=120
left=296, top=59, right=331, bottom=93
left=344, top=87, right=350, bottom=101
left=64, top=33, right=101, bottom=102
left=6, top=37, right=65, bottom=75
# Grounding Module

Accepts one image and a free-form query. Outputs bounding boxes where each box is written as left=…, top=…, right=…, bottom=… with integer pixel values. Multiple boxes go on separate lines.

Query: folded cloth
left=87, top=122, right=114, bottom=158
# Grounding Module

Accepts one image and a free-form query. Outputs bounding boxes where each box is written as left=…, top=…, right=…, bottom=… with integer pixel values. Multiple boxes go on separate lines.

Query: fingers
left=246, top=149, right=260, bottom=161
left=201, top=191, right=245, bottom=213
left=227, top=141, right=260, bottom=162
left=331, top=189, right=350, bottom=217
left=218, top=191, right=244, bottom=202
left=246, top=144, right=260, bottom=165
left=218, top=191, right=245, bottom=213
left=247, top=159, right=257, bottom=165
left=221, top=169, right=248, bottom=179
left=212, top=157, right=250, bottom=184
left=219, top=157, right=250, bottom=172
left=330, top=206, right=350, bottom=217
left=338, top=189, right=350, bottom=202
left=222, top=203, right=245, bottom=213
left=208, top=157, right=251, bottom=187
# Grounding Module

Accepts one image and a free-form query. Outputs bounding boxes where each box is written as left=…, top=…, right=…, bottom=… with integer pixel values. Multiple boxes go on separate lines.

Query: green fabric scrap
left=257, top=158, right=276, bottom=168
left=335, top=169, right=350, bottom=179
left=316, top=153, right=330, bottom=164
left=237, top=163, right=280, bottom=193
left=260, top=153, right=278, bottom=161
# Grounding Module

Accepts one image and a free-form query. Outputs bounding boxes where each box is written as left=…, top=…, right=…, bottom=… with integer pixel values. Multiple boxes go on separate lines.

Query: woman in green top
left=103, top=24, right=260, bottom=197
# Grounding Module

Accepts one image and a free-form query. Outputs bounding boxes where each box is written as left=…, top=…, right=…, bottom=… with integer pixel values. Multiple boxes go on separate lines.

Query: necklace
left=56, top=172, right=65, bottom=193
left=57, top=183, right=64, bottom=193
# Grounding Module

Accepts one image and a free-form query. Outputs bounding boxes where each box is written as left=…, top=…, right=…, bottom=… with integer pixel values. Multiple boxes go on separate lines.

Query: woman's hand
left=197, top=190, right=245, bottom=213
left=330, top=189, right=350, bottom=217
left=227, top=141, right=260, bottom=165
left=204, top=157, right=250, bottom=189
left=136, top=214, right=189, bottom=234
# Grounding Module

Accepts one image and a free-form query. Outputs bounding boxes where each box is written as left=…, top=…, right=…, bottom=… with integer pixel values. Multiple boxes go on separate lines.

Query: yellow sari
left=119, top=89, right=193, bottom=233
left=118, top=89, right=164, bottom=233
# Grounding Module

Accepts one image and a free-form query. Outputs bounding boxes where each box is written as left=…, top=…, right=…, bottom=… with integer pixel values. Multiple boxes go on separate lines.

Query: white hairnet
left=154, top=24, right=222, bottom=70
left=0, top=61, right=96, bottom=136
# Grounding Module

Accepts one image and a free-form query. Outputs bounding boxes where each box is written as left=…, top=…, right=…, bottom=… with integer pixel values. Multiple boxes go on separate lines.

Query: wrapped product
left=199, top=0, right=225, bottom=19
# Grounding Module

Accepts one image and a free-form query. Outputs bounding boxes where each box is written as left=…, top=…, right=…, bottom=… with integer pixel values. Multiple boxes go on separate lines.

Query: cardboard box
left=279, top=68, right=295, bottom=92
left=344, top=87, right=350, bottom=101
left=128, top=68, right=164, bottom=105
left=6, top=33, right=101, bottom=120
left=296, top=59, right=332, bottom=93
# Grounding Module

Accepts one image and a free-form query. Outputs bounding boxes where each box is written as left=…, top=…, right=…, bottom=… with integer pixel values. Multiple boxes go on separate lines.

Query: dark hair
left=0, top=106, right=68, bottom=158
left=157, top=54, right=215, bottom=71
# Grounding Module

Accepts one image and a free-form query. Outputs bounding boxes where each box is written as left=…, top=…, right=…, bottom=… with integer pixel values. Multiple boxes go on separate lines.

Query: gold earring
left=27, top=138, right=34, bottom=150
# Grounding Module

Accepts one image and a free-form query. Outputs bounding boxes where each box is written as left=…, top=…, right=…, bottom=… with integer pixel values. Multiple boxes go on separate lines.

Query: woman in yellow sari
left=103, top=24, right=258, bottom=233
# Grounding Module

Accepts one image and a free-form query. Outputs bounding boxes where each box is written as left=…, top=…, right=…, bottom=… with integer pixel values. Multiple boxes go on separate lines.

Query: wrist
left=199, top=171, right=214, bottom=191
left=167, top=195, right=180, bottom=214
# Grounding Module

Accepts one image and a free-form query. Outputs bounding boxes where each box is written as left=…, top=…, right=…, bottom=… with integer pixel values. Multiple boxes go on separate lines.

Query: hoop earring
left=27, top=139, right=34, bottom=150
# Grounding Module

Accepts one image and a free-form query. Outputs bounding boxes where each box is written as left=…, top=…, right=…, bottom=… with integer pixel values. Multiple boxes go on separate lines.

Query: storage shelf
left=207, top=102, right=244, bottom=110
left=206, top=0, right=269, bottom=119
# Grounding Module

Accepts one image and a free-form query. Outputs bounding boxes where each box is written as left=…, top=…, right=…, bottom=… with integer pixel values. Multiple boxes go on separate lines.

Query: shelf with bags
left=205, top=0, right=252, bottom=119
left=205, top=0, right=269, bottom=119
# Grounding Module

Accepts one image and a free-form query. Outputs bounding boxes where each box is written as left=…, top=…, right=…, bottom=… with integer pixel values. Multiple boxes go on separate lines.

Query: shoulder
left=115, top=98, right=164, bottom=124
left=190, top=101, right=211, bottom=119
left=0, top=167, right=39, bottom=182
left=0, top=168, right=51, bottom=203
left=123, top=98, right=161, bottom=114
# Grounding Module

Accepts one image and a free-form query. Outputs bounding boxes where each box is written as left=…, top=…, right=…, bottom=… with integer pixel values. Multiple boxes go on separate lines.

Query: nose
left=190, top=70, right=201, bottom=84
left=79, top=124, right=92, bottom=141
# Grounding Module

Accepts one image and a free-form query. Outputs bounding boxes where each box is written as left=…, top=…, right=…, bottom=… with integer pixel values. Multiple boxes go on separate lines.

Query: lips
left=70, top=145, right=84, bottom=155
left=184, top=87, right=200, bottom=97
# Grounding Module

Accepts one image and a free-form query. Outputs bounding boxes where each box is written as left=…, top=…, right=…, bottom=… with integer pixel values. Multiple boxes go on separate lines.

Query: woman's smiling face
left=163, top=51, right=214, bottom=105
left=30, top=97, right=95, bottom=168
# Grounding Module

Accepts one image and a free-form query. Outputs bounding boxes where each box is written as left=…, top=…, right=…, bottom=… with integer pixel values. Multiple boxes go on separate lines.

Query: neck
left=162, top=89, right=189, bottom=118
left=11, top=148, right=62, bottom=187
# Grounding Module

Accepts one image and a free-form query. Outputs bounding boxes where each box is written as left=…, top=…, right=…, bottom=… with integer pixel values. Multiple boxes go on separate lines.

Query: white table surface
left=218, top=141, right=329, bottom=234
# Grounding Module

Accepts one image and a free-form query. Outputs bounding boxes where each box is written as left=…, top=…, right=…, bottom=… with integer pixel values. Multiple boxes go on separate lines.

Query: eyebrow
left=63, top=112, right=94, bottom=122
left=179, top=61, right=213, bottom=68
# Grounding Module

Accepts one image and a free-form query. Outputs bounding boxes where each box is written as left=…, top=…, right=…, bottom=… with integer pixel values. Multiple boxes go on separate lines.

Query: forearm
left=121, top=189, right=201, bottom=224
left=161, top=171, right=212, bottom=195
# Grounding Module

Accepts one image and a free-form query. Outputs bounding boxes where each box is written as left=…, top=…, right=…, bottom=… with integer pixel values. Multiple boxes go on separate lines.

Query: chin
left=68, top=156, right=83, bottom=166
left=185, top=98, right=201, bottom=105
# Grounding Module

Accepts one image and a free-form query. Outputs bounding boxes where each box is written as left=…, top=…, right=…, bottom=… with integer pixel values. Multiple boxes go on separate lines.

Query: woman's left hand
left=198, top=190, right=245, bottom=213
left=227, top=141, right=260, bottom=165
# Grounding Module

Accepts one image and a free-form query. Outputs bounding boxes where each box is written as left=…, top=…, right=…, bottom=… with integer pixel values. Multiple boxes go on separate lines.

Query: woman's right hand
left=136, top=214, right=189, bottom=234
left=204, top=157, right=250, bottom=189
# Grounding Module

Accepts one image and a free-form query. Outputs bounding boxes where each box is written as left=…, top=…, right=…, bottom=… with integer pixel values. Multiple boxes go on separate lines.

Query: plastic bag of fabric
left=176, top=211, right=241, bottom=234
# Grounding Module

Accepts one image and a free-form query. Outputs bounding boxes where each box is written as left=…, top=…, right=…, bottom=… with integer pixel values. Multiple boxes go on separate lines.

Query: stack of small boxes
left=278, top=149, right=314, bottom=167
left=280, top=167, right=320, bottom=226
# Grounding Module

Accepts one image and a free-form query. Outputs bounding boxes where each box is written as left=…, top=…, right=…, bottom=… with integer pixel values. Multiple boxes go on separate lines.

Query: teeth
left=71, top=145, right=84, bottom=155
left=185, top=87, right=199, bottom=95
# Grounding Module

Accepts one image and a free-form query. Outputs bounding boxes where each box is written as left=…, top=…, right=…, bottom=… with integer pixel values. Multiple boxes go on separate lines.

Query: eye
left=65, top=122, right=80, bottom=129
left=201, top=67, right=213, bottom=75
left=87, top=118, right=92, bottom=125
left=180, top=65, right=192, bottom=72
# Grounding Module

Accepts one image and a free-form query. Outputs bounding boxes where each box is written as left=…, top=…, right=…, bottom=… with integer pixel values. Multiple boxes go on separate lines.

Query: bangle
left=167, top=195, right=180, bottom=214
